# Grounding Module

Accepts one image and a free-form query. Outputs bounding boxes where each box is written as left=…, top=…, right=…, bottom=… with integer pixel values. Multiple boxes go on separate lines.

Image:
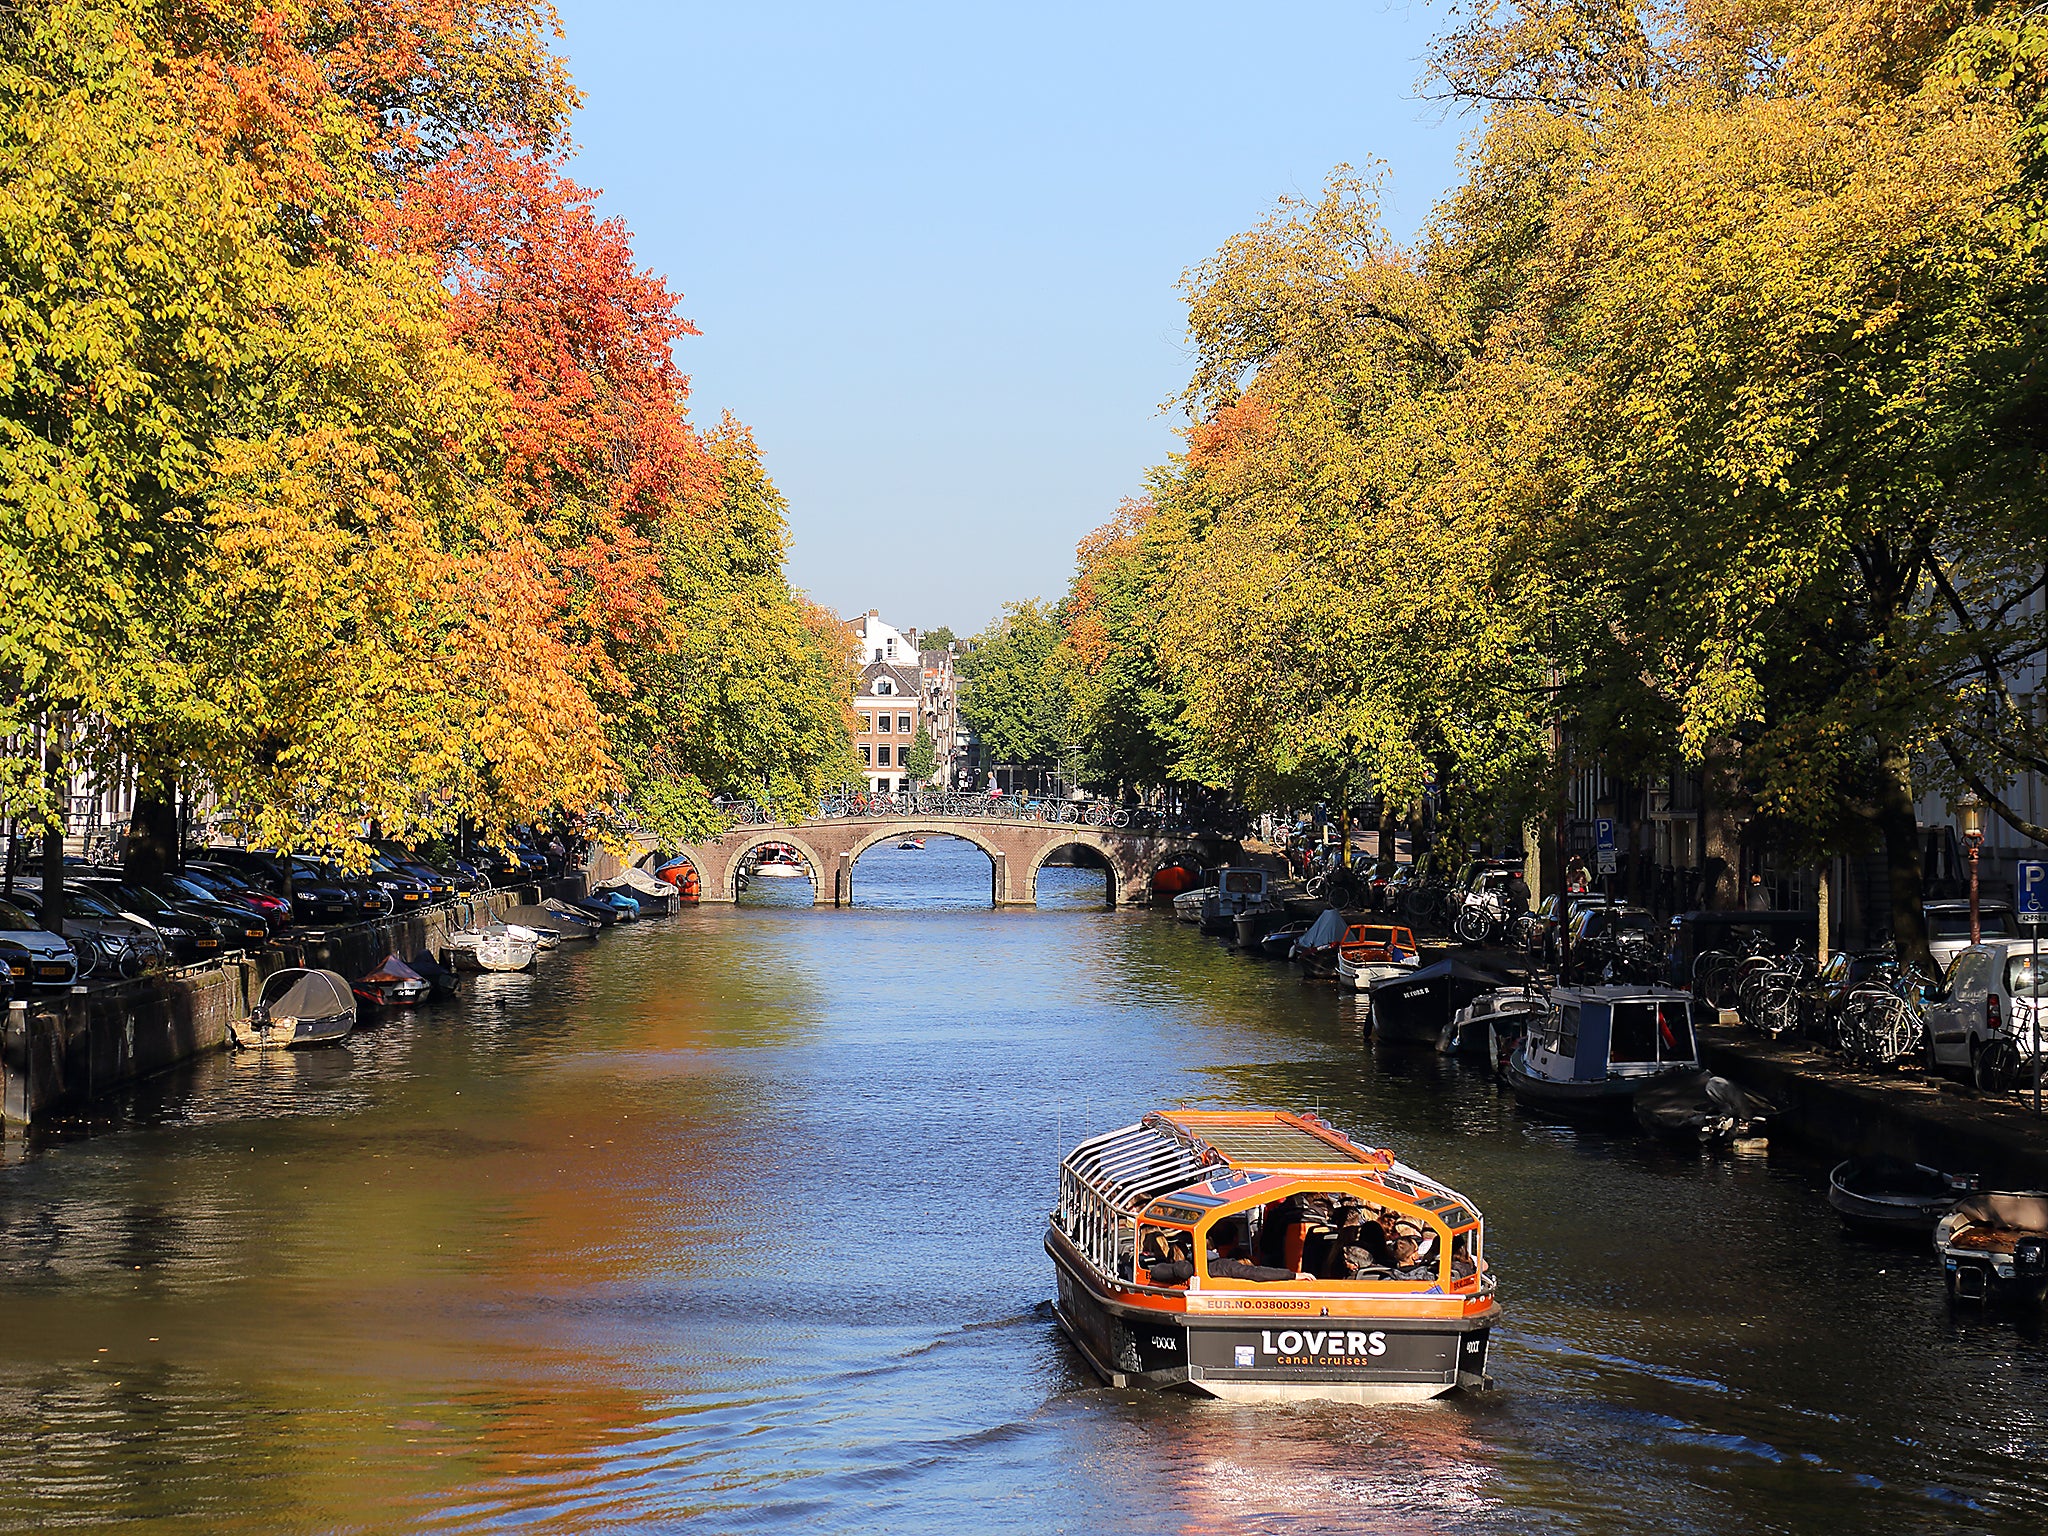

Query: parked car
left=1926, top=900, right=2020, bottom=972
left=368, top=843, right=462, bottom=901
left=1526, top=893, right=1621, bottom=971
left=288, top=858, right=391, bottom=921
left=74, top=876, right=225, bottom=963
left=1566, top=904, right=1663, bottom=984
left=172, top=865, right=293, bottom=931
left=128, top=875, right=274, bottom=952
left=1924, top=938, right=2048, bottom=1089
left=5, top=881, right=169, bottom=978
left=0, top=897, right=79, bottom=992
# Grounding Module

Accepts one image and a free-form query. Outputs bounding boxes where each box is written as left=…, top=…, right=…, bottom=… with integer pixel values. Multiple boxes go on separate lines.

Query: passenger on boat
left=1210, top=1221, right=1310, bottom=1282
left=1141, top=1230, right=1195, bottom=1287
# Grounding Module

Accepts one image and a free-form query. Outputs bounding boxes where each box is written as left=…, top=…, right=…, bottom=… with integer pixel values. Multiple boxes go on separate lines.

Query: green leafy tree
left=904, top=725, right=937, bottom=783
left=959, top=601, right=1072, bottom=771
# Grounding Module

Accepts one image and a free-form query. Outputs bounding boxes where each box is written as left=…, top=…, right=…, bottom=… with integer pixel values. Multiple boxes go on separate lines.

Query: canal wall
left=1, top=886, right=550, bottom=1127
left=1701, top=1024, right=2048, bottom=1186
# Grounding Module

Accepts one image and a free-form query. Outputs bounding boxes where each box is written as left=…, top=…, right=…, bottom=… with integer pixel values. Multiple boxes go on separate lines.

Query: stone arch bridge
left=594, top=814, right=1227, bottom=907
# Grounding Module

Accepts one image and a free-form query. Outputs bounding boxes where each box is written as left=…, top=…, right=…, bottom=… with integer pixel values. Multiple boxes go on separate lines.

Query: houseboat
left=1335, top=924, right=1420, bottom=992
left=1503, top=984, right=1699, bottom=1117
left=1047, top=1108, right=1497, bottom=1404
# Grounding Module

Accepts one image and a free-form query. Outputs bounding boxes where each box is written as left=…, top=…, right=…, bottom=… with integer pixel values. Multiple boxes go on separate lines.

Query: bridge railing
left=714, top=794, right=1183, bottom=834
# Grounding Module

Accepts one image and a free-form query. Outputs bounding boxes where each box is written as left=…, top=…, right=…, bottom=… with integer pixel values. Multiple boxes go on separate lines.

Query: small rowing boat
left=1335, top=924, right=1419, bottom=993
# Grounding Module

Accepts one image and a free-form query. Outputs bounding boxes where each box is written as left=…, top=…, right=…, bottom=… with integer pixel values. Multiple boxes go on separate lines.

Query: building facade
left=850, top=611, right=962, bottom=796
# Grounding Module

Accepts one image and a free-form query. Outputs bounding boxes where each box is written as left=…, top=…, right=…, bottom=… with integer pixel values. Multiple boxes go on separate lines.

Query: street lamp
left=1959, top=790, right=1986, bottom=945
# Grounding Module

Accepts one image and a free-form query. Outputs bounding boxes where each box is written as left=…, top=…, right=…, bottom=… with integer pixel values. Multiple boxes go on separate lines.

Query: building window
left=874, top=678, right=894, bottom=696
left=899, top=777, right=910, bottom=793
left=898, top=713, right=912, bottom=733
left=859, top=745, right=870, bottom=764
left=879, top=713, right=892, bottom=732
left=877, top=745, right=891, bottom=766
left=858, top=712, right=871, bottom=734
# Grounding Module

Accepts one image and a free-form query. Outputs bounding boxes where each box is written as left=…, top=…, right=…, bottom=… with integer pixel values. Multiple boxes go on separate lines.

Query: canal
left=0, top=838, right=2043, bottom=1533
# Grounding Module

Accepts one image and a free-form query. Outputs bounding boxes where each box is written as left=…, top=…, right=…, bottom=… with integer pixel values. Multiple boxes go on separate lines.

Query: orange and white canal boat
left=1335, top=924, right=1420, bottom=992
left=1047, top=1108, right=1496, bottom=1404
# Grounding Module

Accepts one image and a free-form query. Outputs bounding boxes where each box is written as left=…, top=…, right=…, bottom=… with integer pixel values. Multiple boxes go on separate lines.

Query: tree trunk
left=40, top=724, right=65, bottom=929
left=1877, top=746, right=1934, bottom=978
left=1699, top=745, right=1743, bottom=911
left=123, top=782, right=179, bottom=885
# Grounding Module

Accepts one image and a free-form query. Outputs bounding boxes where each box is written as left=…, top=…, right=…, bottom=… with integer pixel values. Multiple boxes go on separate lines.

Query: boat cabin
left=1339, top=925, right=1417, bottom=964
left=1055, top=1109, right=1486, bottom=1298
left=1521, top=985, right=1699, bottom=1084
left=1212, top=867, right=1273, bottom=918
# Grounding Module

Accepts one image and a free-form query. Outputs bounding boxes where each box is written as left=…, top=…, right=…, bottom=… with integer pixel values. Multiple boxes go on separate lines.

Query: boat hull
left=1046, top=1230, right=1492, bottom=1405
left=1503, top=1048, right=1686, bottom=1119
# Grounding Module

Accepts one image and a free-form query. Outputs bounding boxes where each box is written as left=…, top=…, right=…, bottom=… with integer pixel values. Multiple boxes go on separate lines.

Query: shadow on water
left=0, top=885, right=2043, bottom=1532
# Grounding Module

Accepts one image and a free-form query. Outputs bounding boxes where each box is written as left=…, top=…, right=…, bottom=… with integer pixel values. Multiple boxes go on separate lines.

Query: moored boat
left=1829, top=1159, right=1977, bottom=1237
left=1367, top=957, right=1505, bottom=1046
left=1440, top=985, right=1547, bottom=1063
left=505, top=902, right=598, bottom=941
left=1632, top=1069, right=1774, bottom=1148
left=1503, top=984, right=1699, bottom=1118
left=352, top=953, right=430, bottom=1013
left=444, top=928, right=537, bottom=973
left=1258, top=920, right=1311, bottom=960
left=232, top=967, right=355, bottom=1049
left=1335, top=924, right=1420, bottom=992
left=407, top=949, right=462, bottom=1000
left=1290, top=907, right=1346, bottom=975
left=750, top=848, right=809, bottom=880
left=897, top=838, right=926, bottom=850
left=1937, top=1192, right=2048, bottom=1304
left=1047, top=1108, right=1497, bottom=1404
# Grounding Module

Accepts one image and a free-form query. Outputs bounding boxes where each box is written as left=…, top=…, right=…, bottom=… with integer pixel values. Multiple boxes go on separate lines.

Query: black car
left=1565, top=904, right=1663, bottom=984
left=174, top=865, right=295, bottom=932
left=140, top=875, right=275, bottom=950
left=1525, top=893, right=1621, bottom=971
left=201, top=852, right=356, bottom=924
left=77, top=877, right=235, bottom=962
left=287, top=859, right=389, bottom=922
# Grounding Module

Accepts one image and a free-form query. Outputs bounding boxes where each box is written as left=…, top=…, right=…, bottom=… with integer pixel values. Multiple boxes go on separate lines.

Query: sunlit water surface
left=1, top=837, right=2044, bottom=1533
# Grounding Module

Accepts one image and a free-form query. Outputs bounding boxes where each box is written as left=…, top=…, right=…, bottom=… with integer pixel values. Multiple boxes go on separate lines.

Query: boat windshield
left=1610, top=1000, right=1694, bottom=1063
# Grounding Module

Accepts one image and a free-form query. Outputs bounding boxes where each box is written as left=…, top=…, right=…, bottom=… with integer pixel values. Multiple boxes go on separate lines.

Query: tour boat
left=1335, top=924, right=1420, bottom=992
left=751, top=848, right=809, bottom=879
left=1047, top=1108, right=1497, bottom=1404
left=1503, top=984, right=1700, bottom=1117
left=232, top=967, right=355, bottom=1049
left=1937, top=1192, right=2048, bottom=1304
left=352, top=953, right=430, bottom=1013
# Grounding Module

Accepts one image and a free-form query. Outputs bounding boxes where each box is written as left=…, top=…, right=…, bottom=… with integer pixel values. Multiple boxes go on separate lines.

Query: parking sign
left=1595, top=818, right=1617, bottom=875
left=2020, top=860, right=2048, bottom=927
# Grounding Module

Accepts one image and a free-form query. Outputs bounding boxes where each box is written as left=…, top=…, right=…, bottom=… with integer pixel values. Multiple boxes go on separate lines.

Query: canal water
left=1, top=837, right=2044, bottom=1534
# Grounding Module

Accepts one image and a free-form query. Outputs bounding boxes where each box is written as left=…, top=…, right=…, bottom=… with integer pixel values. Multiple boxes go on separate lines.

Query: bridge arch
left=721, top=829, right=827, bottom=901
left=1027, top=833, right=1121, bottom=908
left=842, top=823, right=1010, bottom=907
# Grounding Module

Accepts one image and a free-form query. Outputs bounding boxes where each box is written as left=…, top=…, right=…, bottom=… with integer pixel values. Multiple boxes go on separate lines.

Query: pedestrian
left=1746, top=873, right=1773, bottom=911
left=1566, top=854, right=1590, bottom=894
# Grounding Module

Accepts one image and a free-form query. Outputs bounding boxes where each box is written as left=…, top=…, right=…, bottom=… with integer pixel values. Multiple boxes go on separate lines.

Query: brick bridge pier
left=593, top=817, right=1226, bottom=907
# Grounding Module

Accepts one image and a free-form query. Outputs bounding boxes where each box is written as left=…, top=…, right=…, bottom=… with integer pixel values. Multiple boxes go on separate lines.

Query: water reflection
left=0, top=892, right=2043, bottom=1533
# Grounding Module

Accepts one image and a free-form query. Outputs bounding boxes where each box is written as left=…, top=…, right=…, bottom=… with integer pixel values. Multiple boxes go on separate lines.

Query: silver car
left=5, top=879, right=169, bottom=979
left=0, top=896, right=78, bottom=989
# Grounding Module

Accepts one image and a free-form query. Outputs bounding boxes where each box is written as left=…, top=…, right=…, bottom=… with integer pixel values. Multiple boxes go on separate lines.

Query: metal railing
left=715, top=793, right=1181, bottom=834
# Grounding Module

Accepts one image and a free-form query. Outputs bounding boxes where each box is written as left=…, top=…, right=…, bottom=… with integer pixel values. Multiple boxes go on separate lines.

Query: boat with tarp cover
left=1047, top=1109, right=1497, bottom=1404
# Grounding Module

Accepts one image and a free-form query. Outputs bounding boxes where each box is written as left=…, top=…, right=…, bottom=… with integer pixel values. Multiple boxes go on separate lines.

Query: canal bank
left=2, top=884, right=554, bottom=1127
left=1701, top=1021, right=2048, bottom=1185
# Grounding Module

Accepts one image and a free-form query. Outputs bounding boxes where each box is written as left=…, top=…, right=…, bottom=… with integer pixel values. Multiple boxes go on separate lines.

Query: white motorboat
left=751, top=852, right=809, bottom=879
left=1334, top=925, right=1421, bottom=992
left=502, top=921, right=559, bottom=952
left=444, top=928, right=537, bottom=972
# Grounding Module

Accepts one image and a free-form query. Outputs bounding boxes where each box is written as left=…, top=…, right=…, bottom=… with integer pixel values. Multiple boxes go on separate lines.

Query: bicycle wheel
left=1761, top=983, right=1800, bottom=1038
left=1454, top=905, right=1490, bottom=945
left=1110, top=809, right=1130, bottom=829
left=1306, top=874, right=1327, bottom=900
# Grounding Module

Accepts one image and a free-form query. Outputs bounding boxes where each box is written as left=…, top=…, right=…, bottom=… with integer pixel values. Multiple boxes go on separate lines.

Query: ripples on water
left=0, top=837, right=2044, bottom=1533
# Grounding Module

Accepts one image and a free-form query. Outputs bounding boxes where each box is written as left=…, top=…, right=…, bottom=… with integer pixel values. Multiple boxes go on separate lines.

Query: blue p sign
left=2020, top=860, right=2048, bottom=926
left=1595, top=818, right=1616, bottom=852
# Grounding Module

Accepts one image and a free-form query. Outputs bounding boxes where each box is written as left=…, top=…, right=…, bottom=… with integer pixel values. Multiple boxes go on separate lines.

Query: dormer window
left=874, top=677, right=895, bottom=695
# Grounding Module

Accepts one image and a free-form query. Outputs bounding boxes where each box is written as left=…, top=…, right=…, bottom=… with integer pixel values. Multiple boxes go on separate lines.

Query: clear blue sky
left=558, top=1, right=1466, bottom=637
